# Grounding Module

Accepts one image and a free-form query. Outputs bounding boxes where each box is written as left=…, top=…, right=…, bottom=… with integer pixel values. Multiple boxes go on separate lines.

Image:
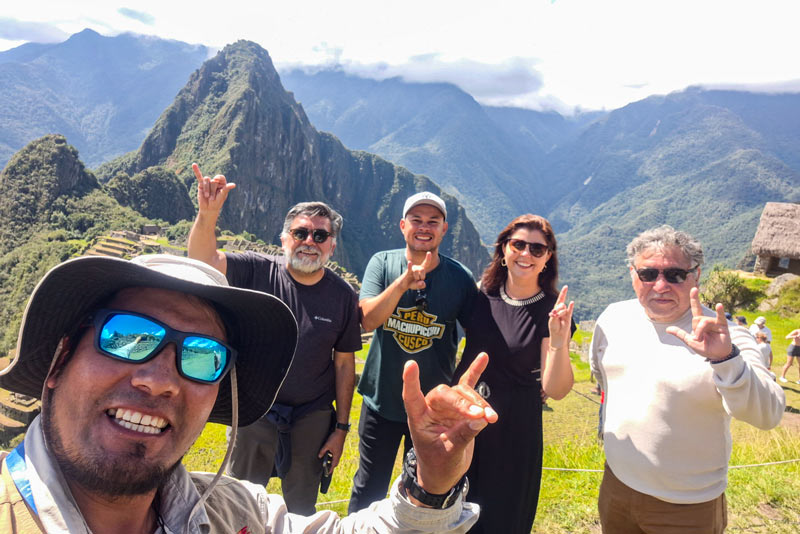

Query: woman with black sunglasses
left=453, top=213, right=575, bottom=534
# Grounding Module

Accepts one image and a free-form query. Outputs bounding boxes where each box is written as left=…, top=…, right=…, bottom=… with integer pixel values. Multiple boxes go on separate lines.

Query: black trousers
left=347, top=404, right=412, bottom=513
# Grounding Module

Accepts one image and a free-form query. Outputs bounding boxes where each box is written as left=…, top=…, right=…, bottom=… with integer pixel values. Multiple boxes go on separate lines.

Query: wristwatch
left=335, top=421, right=351, bottom=432
left=708, top=343, right=740, bottom=364
left=400, top=448, right=467, bottom=509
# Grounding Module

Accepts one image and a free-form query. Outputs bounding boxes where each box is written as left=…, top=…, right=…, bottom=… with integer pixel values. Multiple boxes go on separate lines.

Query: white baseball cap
left=403, top=191, right=447, bottom=220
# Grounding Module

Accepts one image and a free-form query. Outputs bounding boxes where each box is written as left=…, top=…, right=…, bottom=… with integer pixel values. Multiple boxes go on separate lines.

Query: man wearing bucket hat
left=188, top=164, right=361, bottom=515
left=0, top=254, right=496, bottom=533
left=349, top=191, right=478, bottom=513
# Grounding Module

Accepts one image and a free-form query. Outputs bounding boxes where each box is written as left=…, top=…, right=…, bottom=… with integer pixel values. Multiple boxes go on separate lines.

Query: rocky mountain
left=544, top=88, right=800, bottom=316
left=277, top=71, right=800, bottom=318
left=280, top=69, right=599, bottom=241
left=3, top=30, right=800, bottom=321
left=0, top=135, right=155, bottom=353
left=0, top=29, right=210, bottom=169
left=106, top=166, right=195, bottom=224
left=95, top=41, right=490, bottom=277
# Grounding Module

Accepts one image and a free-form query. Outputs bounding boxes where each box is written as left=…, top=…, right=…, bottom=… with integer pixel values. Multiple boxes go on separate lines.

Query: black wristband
left=400, top=448, right=467, bottom=509
left=708, top=344, right=740, bottom=364
left=335, top=422, right=351, bottom=432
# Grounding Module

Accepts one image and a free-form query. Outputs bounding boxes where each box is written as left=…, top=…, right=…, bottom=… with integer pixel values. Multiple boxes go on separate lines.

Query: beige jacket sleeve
left=244, top=479, right=479, bottom=534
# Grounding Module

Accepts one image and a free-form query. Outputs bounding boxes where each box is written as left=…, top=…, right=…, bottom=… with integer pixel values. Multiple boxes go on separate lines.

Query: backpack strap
left=1, top=451, right=46, bottom=533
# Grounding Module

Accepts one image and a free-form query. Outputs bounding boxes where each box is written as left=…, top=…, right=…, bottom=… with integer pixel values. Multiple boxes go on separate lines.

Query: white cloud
left=2, top=0, right=799, bottom=112
left=0, top=17, right=68, bottom=43
left=118, top=8, right=155, bottom=26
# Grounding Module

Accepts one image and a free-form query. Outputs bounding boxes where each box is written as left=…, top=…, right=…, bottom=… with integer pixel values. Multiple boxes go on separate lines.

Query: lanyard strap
left=6, top=441, right=39, bottom=516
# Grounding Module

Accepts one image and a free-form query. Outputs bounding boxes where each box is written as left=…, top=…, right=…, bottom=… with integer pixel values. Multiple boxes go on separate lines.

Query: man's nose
left=130, top=344, right=181, bottom=397
left=653, top=274, right=671, bottom=291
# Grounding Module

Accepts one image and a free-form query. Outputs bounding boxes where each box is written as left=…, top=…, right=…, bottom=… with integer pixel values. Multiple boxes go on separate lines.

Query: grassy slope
left=185, top=302, right=800, bottom=532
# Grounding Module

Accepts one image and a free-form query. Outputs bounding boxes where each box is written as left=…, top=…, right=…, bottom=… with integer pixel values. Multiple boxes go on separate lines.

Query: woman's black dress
left=454, top=287, right=560, bottom=534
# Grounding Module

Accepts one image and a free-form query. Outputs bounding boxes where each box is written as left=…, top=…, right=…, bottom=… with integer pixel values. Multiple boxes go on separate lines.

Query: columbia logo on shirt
left=314, top=315, right=333, bottom=323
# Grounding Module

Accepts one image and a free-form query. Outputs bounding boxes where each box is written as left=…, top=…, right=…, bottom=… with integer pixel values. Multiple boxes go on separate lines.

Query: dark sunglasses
left=289, top=227, right=332, bottom=244
left=92, top=309, right=237, bottom=384
left=507, top=239, right=551, bottom=258
left=634, top=266, right=698, bottom=284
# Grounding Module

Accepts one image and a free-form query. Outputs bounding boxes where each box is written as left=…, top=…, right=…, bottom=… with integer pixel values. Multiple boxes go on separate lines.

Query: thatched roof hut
left=751, top=202, right=800, bottom=275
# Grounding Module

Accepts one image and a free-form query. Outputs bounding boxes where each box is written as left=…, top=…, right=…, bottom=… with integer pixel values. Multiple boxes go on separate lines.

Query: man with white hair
left=0, top=254, right=496, bottom=533
left=590, top=225, right=785, bottom=533
left=188, top=164, right=361, bottom=514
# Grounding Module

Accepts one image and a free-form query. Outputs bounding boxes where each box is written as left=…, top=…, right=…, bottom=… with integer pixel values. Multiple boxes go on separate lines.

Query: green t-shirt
left=358, top=249, right=477, bottom=421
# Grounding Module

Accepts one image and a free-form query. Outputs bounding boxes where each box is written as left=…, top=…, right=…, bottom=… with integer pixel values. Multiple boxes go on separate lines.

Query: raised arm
left=360, top=252, right=432, bottom=332
left=187, top=163, right=235, bottom=274
left=402, top=352, right=497, bottom=497
left=540, top=286, right=575, bottom=400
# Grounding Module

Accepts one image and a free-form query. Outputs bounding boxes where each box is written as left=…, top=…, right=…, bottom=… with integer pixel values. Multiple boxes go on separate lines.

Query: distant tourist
left=452, top=214, right=575, bottom=534
left=754, top=332, right=775, bottom=379
left=188, top=164, right=361, bottom=515
left=750, top=316, right=772, bottom=342
left=735, top=315, right=748, bottom=327
left=590, top=225, right=784, bottom=533
left=780, top=328, right=800, bottom=384
left=348, top=191, right=479, bottom=513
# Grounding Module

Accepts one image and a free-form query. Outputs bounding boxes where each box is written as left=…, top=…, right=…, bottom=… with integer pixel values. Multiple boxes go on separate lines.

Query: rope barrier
left=569, top=386, right=601, bottom=405
left=540, top=458, right=800, bottom=473
left=542, top=467, right=603, bottom=472
left=316, top=497, right=350, bottom=508
left=729, top=458, right=800, bottom=469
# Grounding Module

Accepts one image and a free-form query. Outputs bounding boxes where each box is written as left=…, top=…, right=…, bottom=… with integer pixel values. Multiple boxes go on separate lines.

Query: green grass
left=185, top=320, right=800, bottom=532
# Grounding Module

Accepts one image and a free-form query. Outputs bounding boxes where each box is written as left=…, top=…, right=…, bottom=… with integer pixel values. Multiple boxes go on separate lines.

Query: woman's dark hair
left=481, top=214, right=559, bottom=296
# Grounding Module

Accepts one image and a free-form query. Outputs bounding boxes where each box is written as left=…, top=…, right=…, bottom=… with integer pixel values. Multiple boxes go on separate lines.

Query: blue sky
left=2, top=1, right=798, bottom=114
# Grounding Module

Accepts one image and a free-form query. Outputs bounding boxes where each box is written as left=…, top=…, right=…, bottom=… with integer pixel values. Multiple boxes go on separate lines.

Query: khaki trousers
left=598, top=463, right=727, bottom=534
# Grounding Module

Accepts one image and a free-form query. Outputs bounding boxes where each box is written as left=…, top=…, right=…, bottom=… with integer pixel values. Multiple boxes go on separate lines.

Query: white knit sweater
left=590, top=299, right=785, bottom=504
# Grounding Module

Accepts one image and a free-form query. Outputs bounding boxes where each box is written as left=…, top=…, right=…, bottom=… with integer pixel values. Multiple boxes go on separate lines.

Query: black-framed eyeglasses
left=634, top=265, right=698, bottom=284
left=289, top=227, right=332, bottom=244
left=507, top=239, right=551, bottom=258
left=92, top=309, right=237, bottom=384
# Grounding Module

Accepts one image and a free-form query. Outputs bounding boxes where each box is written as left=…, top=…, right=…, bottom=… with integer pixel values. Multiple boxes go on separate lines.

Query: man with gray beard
left=188, top=164, right=361, bottom=515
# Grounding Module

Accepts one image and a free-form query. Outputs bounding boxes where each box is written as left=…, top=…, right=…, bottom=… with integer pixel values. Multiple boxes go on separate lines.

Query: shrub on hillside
left=700, top=266, right=757, bottom=311
left=775, top=278, right=800, bottom=317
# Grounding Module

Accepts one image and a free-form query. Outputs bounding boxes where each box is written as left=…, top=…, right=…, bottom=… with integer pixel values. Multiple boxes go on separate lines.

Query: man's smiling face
left=280, top=214, right=335, bottom=274
left=43, top=287, right=222, bottom=496
left=400, top=204, right=448, bottom=254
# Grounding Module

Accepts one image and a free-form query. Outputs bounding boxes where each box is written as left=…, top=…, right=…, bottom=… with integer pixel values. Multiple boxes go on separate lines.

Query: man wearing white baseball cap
left=349, top=191, right=479, bottom=513
left=0, top=254, right=496, bottom=533
left=749, top=316, right=772, bottom=343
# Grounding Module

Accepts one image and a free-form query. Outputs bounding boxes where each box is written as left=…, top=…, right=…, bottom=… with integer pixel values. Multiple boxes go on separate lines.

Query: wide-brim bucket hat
left=0, top=254, right=298, bottom=426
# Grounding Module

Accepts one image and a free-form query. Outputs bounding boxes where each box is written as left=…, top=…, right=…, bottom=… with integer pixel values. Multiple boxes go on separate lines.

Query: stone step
left=94, top=241, right=135, bottom=253
left=0, top=411, right=26, bottom=430
left=89, top=246, right=125, bottom=258
left=0, top=392, right=40, bottom=425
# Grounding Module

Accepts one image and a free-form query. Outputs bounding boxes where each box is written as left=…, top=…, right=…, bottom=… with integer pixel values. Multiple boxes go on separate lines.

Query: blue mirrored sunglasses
left=91, top=309, right=237, bottom=384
